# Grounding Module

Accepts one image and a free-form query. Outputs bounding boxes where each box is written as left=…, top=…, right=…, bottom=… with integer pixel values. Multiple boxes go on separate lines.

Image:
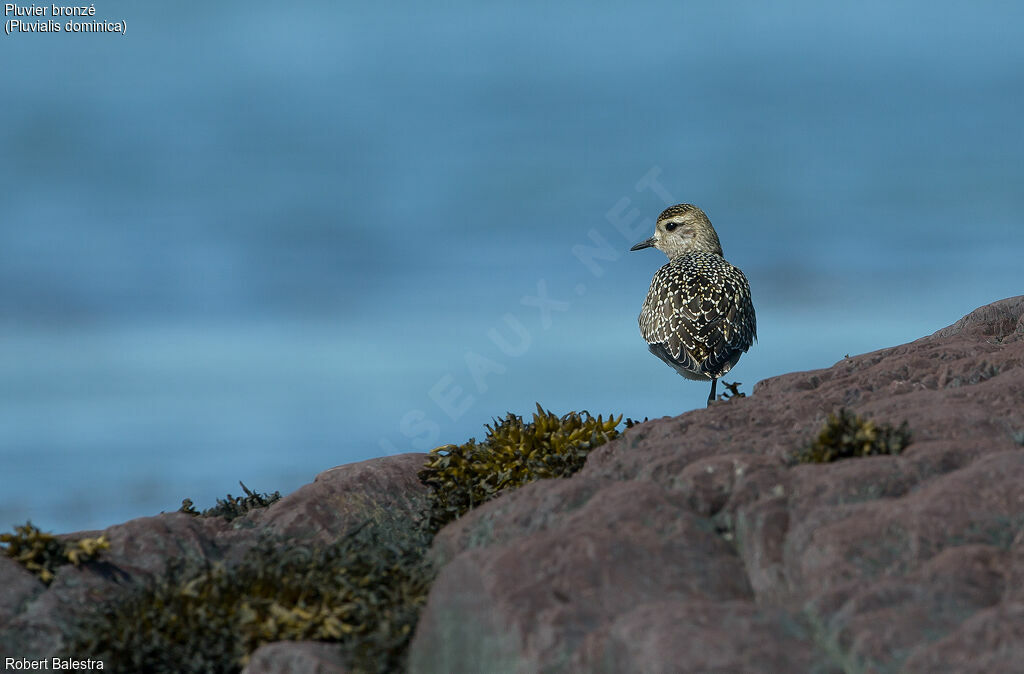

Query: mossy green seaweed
left=418, top=403, right=621, bottom=531
left=794, top=408, right=912, bottom=464
left=64, top=512, right=433, bottom=674
left=180, top=481, right=282, bottom=521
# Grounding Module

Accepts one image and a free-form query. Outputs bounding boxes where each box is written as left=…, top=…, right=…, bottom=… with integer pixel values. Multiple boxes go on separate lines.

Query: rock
left=409, top=296, right=1024, bottom=673
left=573, top=600, right=820, bottom=673
left=415, top=478, right=759, bottom=672
left=0, top=556, right=43, bottom=630
left=241, top=641, right=349, bottom=674
left=902, top=601, right=1024, bottom=673
left=0, top=453, right=428, bottom=659
left=250, top=452, right=430, bottom=542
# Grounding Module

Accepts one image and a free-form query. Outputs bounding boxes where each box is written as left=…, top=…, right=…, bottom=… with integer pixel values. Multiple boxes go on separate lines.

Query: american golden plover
left=631, top=204, right=757, bottom=407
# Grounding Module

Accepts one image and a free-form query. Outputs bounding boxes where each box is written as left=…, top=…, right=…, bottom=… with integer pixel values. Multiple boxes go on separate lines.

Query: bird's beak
left=630, top=237, right=655, bottom=251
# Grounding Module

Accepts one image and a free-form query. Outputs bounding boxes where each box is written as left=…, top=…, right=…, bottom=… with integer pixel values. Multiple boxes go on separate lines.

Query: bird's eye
left=665, top=222, right=678, bottom=232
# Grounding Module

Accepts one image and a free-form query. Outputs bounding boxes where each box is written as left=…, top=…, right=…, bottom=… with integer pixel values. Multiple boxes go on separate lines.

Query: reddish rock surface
left=0, top=453, right=427, bottom=659
left=240, top=641, right=349, bottom=674
left=409, top=296, right=1024, bottom=673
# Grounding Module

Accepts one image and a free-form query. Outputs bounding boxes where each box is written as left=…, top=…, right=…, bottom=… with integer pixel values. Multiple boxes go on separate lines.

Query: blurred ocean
left=2, top=2, right=1022, bottom=532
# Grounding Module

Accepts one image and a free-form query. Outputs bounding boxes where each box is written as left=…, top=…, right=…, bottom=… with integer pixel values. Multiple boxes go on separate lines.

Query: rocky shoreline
left=2, top=296, right=1023, bottom=673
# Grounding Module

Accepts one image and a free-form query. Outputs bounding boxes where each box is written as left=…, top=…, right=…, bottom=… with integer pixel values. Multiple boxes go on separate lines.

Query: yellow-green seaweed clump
left=64, top=514, right=434, bottom=674
left=794, top=408, right=912, bottom=464
left=419, top=403, right=621, bottom=530
left=0, top=521, right=109, bottom=585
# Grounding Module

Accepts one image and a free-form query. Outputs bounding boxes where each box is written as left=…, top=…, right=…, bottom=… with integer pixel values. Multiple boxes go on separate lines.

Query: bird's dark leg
left=707, top=378, right=717, bottom=407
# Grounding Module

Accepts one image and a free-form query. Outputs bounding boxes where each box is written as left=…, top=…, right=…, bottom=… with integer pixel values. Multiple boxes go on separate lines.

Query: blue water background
left=2, top=2, right=1022, bottom=532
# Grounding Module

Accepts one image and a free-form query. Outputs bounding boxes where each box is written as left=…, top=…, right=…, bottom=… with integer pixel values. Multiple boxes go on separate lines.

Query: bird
left=630, top=204, right=756, bottom=407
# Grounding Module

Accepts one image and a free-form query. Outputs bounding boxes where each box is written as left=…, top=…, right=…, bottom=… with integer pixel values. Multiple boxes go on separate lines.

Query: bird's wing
left=639, top=258, right=755, bottom=377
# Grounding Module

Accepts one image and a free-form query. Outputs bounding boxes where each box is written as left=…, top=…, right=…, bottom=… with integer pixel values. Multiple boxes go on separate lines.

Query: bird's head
left=630, top=204, right=723, bottom=258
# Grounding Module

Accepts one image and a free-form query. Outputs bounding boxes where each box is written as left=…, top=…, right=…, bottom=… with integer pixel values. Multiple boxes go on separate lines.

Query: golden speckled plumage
left=632, top=204, right=756, bottom=405
left=639, top=251, right=756, bottom=379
